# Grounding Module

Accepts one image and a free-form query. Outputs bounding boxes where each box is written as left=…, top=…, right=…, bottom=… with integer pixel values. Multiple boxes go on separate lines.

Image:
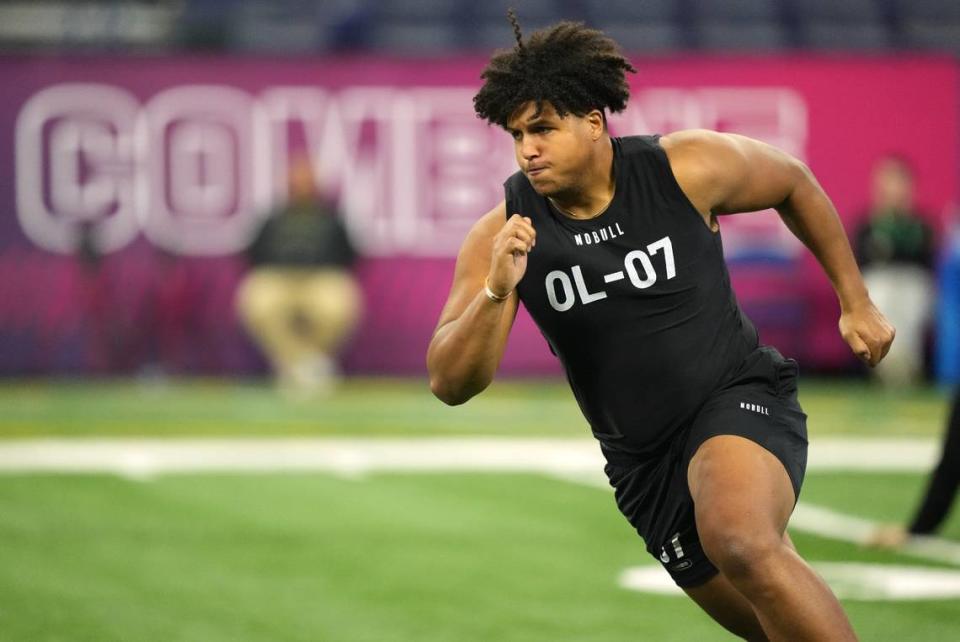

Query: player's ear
left=586, top=110, right=605, bottom=141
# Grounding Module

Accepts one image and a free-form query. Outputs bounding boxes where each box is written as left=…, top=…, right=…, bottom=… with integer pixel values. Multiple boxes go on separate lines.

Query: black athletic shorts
left=600, top=345, right=808, bottom=589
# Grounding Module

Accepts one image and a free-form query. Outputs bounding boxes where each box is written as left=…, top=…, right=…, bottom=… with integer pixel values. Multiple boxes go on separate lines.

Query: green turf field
left=0, top=378, right=958, bottom=641
left=0, top=376, right=951, bottom=438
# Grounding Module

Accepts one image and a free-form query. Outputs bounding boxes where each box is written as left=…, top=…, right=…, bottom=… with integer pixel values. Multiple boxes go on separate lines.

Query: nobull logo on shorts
left=740, top=402, right=770, bottom=416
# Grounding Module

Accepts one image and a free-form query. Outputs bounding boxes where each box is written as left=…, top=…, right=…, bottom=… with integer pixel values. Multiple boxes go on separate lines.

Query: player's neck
left=549, top=139, right=615, bottom=220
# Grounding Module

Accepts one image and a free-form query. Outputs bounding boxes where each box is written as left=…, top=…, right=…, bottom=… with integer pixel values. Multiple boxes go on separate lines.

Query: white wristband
left=484, top=277, right=511, bottom=302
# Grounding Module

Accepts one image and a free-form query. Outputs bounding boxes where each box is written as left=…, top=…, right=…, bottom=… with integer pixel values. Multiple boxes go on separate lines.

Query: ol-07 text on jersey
left=544, top=236, right=676, bottom=312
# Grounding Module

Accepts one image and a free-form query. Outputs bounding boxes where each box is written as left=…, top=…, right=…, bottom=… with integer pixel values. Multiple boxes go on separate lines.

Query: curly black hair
left=473, top=10, right=637, bottom=129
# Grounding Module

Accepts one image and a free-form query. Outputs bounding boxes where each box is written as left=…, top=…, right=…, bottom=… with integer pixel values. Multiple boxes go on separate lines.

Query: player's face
left=506, top=101, right=599, bottom=197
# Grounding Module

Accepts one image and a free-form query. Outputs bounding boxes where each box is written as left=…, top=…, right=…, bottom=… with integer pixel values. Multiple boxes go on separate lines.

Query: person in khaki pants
left=237, top=157, right=361, bottom=395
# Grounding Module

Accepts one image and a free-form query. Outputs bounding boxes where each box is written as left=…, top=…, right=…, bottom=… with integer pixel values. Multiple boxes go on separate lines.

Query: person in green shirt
left=854, top=155, right=935, bottom=386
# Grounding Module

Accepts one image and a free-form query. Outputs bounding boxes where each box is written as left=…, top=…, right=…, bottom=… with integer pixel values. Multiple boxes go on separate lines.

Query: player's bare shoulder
left=658, top=130, right=736, bottom=224
left=660, top=128, right=731, bottom=148
left=660, top=129, right=745, bottom=178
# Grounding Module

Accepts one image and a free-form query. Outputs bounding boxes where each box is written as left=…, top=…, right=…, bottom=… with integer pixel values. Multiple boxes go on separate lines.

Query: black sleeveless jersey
left=505, top=135, right=758, bottom=455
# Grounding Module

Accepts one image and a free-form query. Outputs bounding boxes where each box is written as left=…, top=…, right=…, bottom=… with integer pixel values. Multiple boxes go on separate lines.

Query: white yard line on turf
left=1, top=436, right=959, bottom=565
left=0, top=438, right=604, bottom=477
left=619, top=563, right=960, bottom=600
left=0, top=436, right=940, bottom=475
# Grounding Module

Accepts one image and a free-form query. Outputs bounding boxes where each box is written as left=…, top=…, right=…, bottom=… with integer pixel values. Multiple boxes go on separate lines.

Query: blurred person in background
left=869, top=220, right=960, bottom=549
left=854, top=155, right=936, bottom=386
left=428, top=15, right=893, bottom=642
left=236, top=155, right=361, bottom=396
left=868, top=389, right=960, bottom=549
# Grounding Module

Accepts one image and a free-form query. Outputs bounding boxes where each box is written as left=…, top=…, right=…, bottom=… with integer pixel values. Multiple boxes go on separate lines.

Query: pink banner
left=2, top=55, right=957, bottom=375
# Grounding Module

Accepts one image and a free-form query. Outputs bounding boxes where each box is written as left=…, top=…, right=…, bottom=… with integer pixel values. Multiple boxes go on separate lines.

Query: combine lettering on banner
left=15, top=83, right=806, bottom=259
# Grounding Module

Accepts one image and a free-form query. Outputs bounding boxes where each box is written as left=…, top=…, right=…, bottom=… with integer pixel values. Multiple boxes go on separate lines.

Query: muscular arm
left=661, top=129, right=894, bottom=366
left=426, top=202, right=535, bottom=405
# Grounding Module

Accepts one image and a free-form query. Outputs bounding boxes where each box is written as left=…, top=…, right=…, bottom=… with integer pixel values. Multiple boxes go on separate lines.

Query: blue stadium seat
left=473, top=20, right=563, bottom=52
left=891, top=0, right=960, bottom=21
left=468, top=0, right=570, bottom=50
left=788, top=0, right=891, bottom=51
left=372, top=0, right=463, bottom=21
left=801, top=22, right=891, bottom=50
left=180, top=0, right=370, bottom=51
left=696, top=22, right=788, bottom=51
left=179, top=0, right=235, bottom=22
left=688, top=0, right=786, bottom=52
left=790, top=0, right=882, bottom=22
left=585, top=0, right=676, bottom=23
left=692, top=0, right=780, bottom=21
left=368, top=21, right=462, bottom=54
left=176, top=0, right=237, bottom=47
left=229, top=1, right=328, bottom=53
left=594, top=22, right=684, bottom=53
left=889, top=0, right=960, bottom=52
left=474, top=0, right=565, bottom=23
left=902, top=23, right=960, bottom=53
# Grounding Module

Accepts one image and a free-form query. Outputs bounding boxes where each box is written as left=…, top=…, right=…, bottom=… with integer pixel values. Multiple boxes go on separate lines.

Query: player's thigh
left=683, top=572, right=768, bottom=641
left=687, top=434, right=796, bottom=540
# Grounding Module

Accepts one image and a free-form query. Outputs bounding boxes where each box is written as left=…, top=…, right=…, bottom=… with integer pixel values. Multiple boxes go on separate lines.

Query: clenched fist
left=486, top=214, right=536, bottom=298
left=839, top=300, right=896, bottom=367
